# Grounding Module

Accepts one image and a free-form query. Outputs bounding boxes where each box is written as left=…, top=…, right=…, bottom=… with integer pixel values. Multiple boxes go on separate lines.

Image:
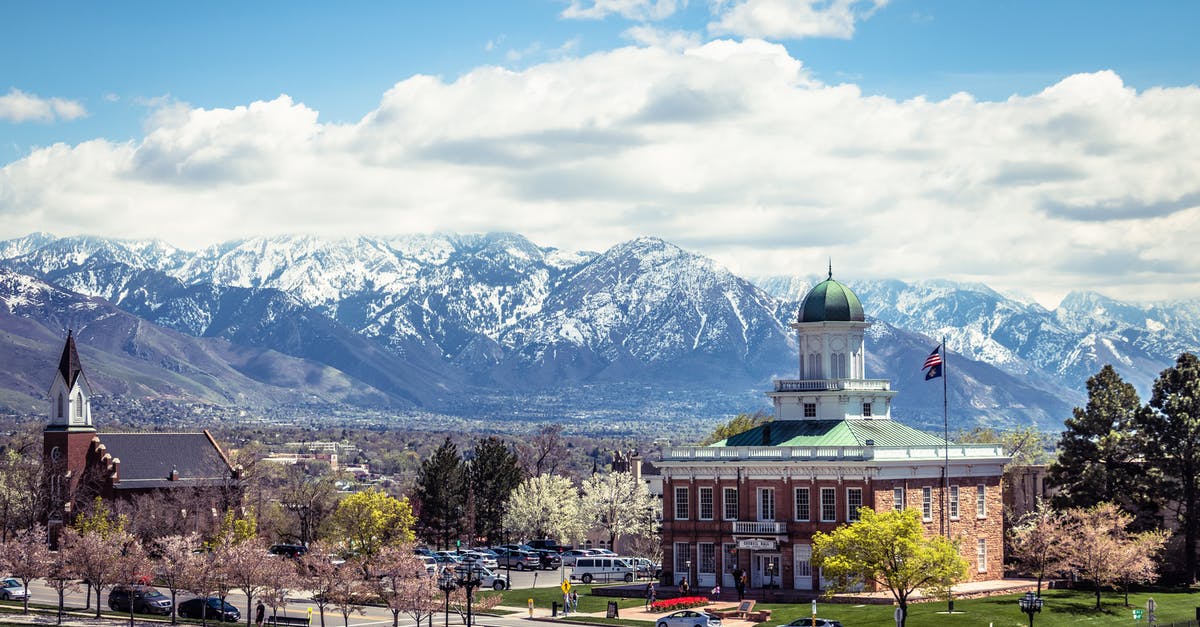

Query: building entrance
left=752, top=553, right=781, bottom=588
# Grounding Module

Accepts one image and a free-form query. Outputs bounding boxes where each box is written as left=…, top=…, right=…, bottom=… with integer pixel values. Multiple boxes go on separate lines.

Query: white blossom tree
left=580, top=471, right=655, bottom=550
left=502, top=474, right=583, bottom=543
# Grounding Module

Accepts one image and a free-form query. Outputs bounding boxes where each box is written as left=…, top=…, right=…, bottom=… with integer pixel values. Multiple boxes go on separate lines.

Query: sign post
left=811, top=599, right=817, bottom=625
left=528, top=599, right=534, bottom=619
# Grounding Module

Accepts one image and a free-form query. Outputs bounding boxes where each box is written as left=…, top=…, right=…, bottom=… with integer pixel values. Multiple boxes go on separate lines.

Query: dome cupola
left=799, top=268, right=864, bottom=323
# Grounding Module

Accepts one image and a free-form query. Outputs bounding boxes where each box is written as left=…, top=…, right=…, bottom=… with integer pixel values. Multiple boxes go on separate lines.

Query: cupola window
left=57, top=393, right=64, bottom=418
left=75, top=392, right=83, bottom=418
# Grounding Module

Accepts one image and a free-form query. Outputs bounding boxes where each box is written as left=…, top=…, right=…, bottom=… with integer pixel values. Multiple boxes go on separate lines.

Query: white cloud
left=0, top=89, right=87, bottom=123
left=622, top=25, right=703, bottom=50
left=562, top=0, right=684, bottom=21
left=1, top=43, right=1198, bottom=302
left=708, top=0, right=888, bottom=39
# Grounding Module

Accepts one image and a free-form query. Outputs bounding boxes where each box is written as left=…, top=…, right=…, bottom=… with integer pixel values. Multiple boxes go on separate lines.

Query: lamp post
left=437, top=571, right=456, bottom=627
left=1018, top=592, right=1043, bottom=627
left=283, top=501, right=311, bottom=547
left=766, top=562, right=776, bottom=589
left=455, top=562, right=482, bottom=627
left=684, top=560, right=692, bottom=592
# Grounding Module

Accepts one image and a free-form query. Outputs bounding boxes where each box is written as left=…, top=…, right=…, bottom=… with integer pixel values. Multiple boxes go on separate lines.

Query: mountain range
left=2, top=232, right=1196, bottom=433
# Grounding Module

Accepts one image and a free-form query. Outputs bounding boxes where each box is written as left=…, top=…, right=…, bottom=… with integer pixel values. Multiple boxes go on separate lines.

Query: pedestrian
left=733, top=568, right=746, bottom=602
left=569, top=589, right=578, bottom=613
left=679, top=577, right=690, bottom=595
left=563, top=592, right=571, bottom=615
left=645, top=582, right=656, bottom=610
left=710, top=585, right=721, bottom=600
left=255, top=600, right=265, bottom=627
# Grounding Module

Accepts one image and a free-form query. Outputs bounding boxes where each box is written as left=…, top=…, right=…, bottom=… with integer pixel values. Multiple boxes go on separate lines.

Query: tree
left=1008, top=499, right=1072, bottom=596
left=579, top=471, right=654, bottom=550
left=328, top=563, right=368, bottom=627
left=1066, top=502, right=1170, bottom=609
left=1, top=525, right=50, bottom=614
left=469, top=437, right=523, bottom=545
left=0, top=446, right=46, bottom=541
left=519, top=424, right=566, bottom=477
left=298, top=542, right=343, bottom=627
left=220, top=539, right=272, bottom=627
left=367, top=544, right=435, bottom=627
left=503, top=474, right=584, bottom=543
left=259, top=555, right=299, bottom=624
left=414, top=437, right=467, bottom=549
left=813, top=508, right=967, bottom=627
left=154, top=534, right=202, bottom=624
left=328, top=488, right=416, bottom=557
left=44, top=541, right=79, bottom=626
left=277, top=464, right=339, bottom=546
left=61, top=525, right=129, bottom=618
left=1047, top=365, right=1147, bottom=511
left=112, top=536, right=152, bottom=627
left=1138, top=352, right=1200, bottom=582
left=697, top=411, right=772, bottom=446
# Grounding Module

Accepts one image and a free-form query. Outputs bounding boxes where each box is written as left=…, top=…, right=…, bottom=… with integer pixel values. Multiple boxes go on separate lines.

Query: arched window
left=75, top=392, right=83, bottom=418
left=57, top=393, right=64, bottom=418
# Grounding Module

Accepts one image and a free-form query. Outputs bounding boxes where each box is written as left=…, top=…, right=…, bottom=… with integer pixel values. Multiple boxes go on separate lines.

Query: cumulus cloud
left=0, top=89, right=87, bottom=123
left=1, top=43, right=1198, bottom=304
left=708, top=0, right=888, bottom=39
left=561, top=0, right=683, bottom=21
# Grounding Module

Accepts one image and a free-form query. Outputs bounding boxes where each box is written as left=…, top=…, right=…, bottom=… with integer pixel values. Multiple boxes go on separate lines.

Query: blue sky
left=2, top=0, right=1198, bottom=306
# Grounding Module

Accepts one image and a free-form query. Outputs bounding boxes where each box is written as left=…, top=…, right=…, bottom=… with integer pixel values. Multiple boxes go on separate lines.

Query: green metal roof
left=713, top=419, right=947, bottom=448
left=799, top=278, right=865, bottom=323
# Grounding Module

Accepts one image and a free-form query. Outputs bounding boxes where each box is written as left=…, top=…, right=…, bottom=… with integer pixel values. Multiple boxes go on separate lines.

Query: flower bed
left=650, top=596, right=711, bottom=612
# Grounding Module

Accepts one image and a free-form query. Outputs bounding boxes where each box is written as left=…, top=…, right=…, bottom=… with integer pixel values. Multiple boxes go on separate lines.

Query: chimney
left=169, top=465, right=179, bottom=481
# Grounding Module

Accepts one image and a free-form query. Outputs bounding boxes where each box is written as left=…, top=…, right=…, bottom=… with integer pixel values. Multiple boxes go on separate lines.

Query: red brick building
left=43, top=331, right=240, bottom=538
left=658, top=274, right=1008, bottom=595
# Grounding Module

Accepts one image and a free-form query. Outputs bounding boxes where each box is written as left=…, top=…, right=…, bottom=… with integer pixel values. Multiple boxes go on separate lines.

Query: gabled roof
left=714, top=419, right=947, bottom=448
left=57, top=330, right=87, bottom=389
left=98, top=431, right=235, bottom=490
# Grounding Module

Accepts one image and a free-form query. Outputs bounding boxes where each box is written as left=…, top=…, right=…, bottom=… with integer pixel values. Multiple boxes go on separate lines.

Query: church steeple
left=58, top=329, right=84, bottom=389
left=47, top=330, right=93, bottom=430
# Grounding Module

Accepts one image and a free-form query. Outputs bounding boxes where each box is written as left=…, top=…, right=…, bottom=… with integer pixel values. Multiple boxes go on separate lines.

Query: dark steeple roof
left=799, top=277, right=865, bottom=323
left=58, top=330, right=85, bottom=388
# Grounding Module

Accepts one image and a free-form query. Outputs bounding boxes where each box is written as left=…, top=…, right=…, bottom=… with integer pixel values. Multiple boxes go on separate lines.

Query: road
left=18, top=568, right=571, bottom=627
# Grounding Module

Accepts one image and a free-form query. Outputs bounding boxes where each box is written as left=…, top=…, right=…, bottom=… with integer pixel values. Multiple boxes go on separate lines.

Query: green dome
left=799, top=277, right=865, bottom=323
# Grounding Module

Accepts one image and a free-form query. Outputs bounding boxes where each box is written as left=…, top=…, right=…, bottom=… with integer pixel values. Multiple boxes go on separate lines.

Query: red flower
left=649, top=596, right=710, bottom=612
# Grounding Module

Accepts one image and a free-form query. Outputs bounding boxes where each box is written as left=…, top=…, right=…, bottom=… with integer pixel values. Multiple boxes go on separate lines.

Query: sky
left=1, top=0, right=1198, bottom=308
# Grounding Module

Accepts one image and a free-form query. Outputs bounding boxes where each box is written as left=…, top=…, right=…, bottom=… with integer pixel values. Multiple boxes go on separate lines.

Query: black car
left=108, top=585, right=173, bottom=615
left=532, top=549, right=562, bottom=570
left=178, top=597, right=242, bottom=622
left=269, top=544, right=308, bottom=558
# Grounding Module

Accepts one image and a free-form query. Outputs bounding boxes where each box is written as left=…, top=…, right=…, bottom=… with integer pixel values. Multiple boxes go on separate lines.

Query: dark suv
left=269, top=544, right=308, bottom=558
left=108, top=585, right=173, bottom=615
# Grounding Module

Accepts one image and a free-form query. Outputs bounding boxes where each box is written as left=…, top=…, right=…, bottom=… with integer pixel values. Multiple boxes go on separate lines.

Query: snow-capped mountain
left=2, top=232, right=1195, bottom=430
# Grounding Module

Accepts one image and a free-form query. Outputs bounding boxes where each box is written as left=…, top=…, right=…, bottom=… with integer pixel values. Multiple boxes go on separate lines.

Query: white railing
left=773, top=379, right=891, bottom=392
left=662, top=444, right=1004, bottom=462
left=732, top=521, right=787, bottom=535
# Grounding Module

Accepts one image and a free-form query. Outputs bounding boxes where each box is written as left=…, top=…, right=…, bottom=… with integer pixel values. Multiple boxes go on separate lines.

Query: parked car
left=568, top=557, right=636, bottom=584
left=526, top=539, right=568, bottom=552
left=495, top=548, right=540, bottom=571
left=417, top=555, right=438, bottom=575
left=592, top=548, right=618, bottom=557
left=268, top=544, right=307, bottom=558
left=452, top=565, right=510, bottom=591
left=778, top=619, right=843, bottom=627
left=629, top=558, right=662, bottom=579
left=459, top=551, right=498, bottom=570
left=108, top=585, right=173, bottom=615
left=559, top=549, right=594, bottom=567
left=0, top=578, right=29, bottom=601
left=532, top=549, right=562, bottom=570
left=413, top=547, right=435, bottom=557
left=432, top=552, right=462, bottom=565
left=656, top=610, right=722, bottom=627
left=177, top=597, right=241, bottom=622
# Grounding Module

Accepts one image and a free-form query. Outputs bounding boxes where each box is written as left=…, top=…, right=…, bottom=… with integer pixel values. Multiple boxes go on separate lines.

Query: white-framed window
left=976, top=484, right=987, bottom=518
left=723, top=543, right=737, bottom=575
left=808, top=354, right=822, bottom=379
left=922, top=487, right=933, bottom=521
left=821, top=487, right=836, bottom=522
left=847, top=488, right=863, bottom=522
left=699, top=486, right=714, bottom=520
left=723, top=487, right=738, bottom=520
left=893, top=487, right=905, bottom=511
left=804, top=403, right=817, bottom=418
left=794, top=487, right=810, bottom=522
left=977, top=538, right=987, bottom=573
left=675, top=486, right=690, bottom=520
left=675, top=542, right=690, bottom=575
left=862, top=402, right=872, bottom=417
left=759, top=487, right=776, bottom=521
left=699, top=543, right=716, bottom=575
left=950, top=485, right=960, bottom=520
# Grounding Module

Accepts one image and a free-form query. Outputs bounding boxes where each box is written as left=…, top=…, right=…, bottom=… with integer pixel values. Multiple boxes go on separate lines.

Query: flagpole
left=942, top=336, right=951, bottom=613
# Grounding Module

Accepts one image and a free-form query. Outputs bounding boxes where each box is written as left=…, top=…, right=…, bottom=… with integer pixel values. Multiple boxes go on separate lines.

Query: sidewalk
left=495, top=602, right=760, bottom=627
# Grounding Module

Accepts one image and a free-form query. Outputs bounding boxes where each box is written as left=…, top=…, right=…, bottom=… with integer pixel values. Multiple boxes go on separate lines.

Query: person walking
left=733, top=568, right=746, bottom=602
left=679, top=577, right=690, bottom=595
left=255, top=600, right=265, bottom=627
left=645, top=582, right=656, bottom=610
left=569, top=589, right=578, bottom=613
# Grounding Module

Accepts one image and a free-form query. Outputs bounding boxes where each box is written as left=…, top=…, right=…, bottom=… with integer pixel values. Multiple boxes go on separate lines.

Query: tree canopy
left=413, top=437, right=466, bottom=550
left=329, top=488, right=415, bottom=556
left=697, top=411, right=772, bottom=446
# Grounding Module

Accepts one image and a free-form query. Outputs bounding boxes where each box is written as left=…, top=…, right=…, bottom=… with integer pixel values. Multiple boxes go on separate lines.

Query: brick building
left=657, top=272, right=1008, bottom=595
left=43, top=331, right=240, bottom=540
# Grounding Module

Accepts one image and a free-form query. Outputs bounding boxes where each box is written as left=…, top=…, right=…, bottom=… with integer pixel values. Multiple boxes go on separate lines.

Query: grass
left=510, top=587, right=1200, bottom=626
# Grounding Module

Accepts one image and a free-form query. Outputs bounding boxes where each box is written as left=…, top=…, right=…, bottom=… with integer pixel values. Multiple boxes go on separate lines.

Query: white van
left=568, top=557, right=636, bottom=584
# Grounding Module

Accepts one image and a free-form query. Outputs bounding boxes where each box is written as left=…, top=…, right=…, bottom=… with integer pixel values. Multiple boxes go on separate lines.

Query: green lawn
left=516, top=587, right=1200, bottom=626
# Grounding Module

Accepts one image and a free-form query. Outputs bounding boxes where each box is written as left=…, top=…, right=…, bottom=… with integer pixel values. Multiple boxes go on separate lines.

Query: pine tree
left=1047, top=365, right=1146, bottom=511
left=469, top=437, right=523, bottom=546
left=414, top=437, right=466, bottom=550
left=1138, top=352, right=1200, bottom=582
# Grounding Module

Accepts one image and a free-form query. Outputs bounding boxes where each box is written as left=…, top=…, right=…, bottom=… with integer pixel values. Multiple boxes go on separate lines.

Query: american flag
left=922, top=346, right=942, bottom=370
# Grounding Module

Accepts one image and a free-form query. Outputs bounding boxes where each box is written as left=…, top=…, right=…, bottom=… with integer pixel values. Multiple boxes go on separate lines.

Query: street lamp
left=454, top=562, right=482, bottom=627
left=684, top=560, right=692, bottom=592
left=1018, top=592, right=1043, bottom=627
left=766, top=562, right=776, bottom=589
left=437, top=571, right=456, bottom=627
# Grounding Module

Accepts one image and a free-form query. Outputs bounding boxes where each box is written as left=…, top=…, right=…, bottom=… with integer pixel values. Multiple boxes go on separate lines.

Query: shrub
left=650, top=596, right=710, bottom=612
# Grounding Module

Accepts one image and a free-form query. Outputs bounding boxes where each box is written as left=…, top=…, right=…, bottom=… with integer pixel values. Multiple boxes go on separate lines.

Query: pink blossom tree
left=297, top=541, right=343, bottom=627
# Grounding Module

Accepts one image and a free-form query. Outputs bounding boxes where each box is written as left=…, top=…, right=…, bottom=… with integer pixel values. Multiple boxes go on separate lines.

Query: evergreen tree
left=697, top=411, right=771, bottom=446
left=414, top=437, right=466, bottom=549
left=1047, top=365, right=1146, bottom=511
left=1138, top=352, right=1200, bottom=582
left=469, top=437, right=523, bottom=546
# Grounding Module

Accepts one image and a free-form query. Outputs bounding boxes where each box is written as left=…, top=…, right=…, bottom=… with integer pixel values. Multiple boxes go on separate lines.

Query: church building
left=43, top=331, right=241, bottom=537
left=657, top=273, right=1008, bottom=595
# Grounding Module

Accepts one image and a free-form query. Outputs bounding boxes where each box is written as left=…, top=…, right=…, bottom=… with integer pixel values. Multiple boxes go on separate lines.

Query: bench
left=266, top=616, right=310, bottom=627
left=748, top=610, right=772, bottom=622
left=709, top=600, right=756, bottom=620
